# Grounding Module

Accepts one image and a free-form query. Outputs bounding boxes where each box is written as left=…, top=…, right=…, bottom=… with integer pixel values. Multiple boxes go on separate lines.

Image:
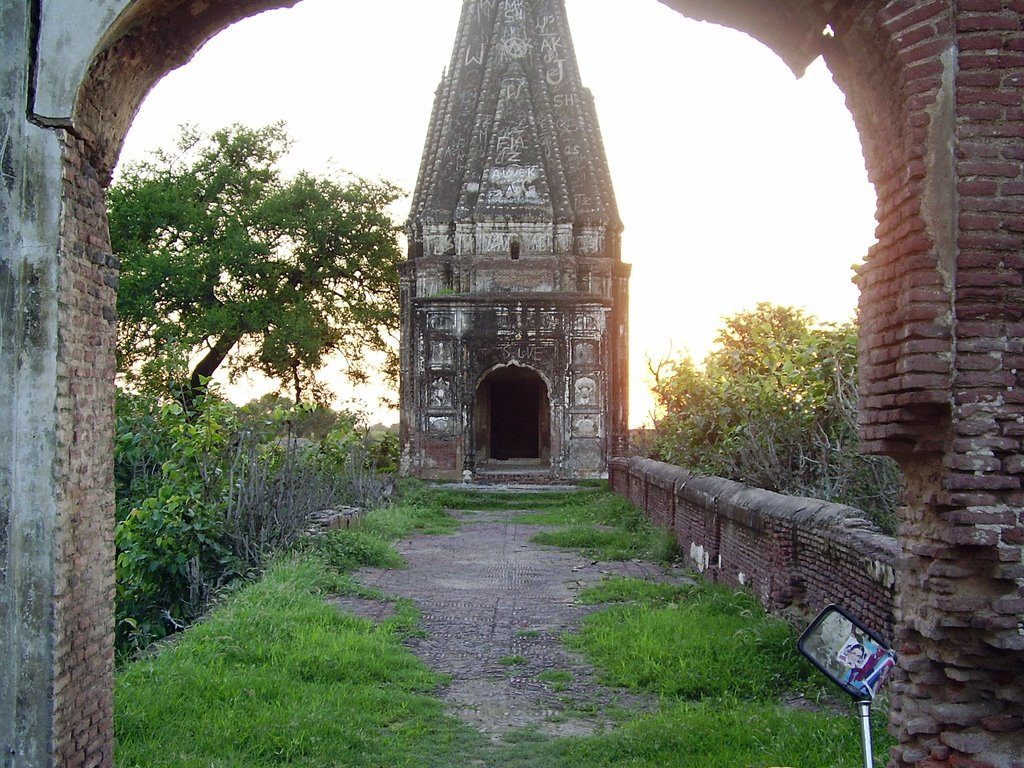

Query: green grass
left=360, top=484, right=463, bottom=537
left=510, top=488, right=678, bottom=563
left=489, top=700, right=885, bottom=768
left=312, top=529, right=405, bottom=573
left=538, top=669, right=573, bottom=692
left=115, top=557, right=483, bottom=767
left=576, top=575, right=693, bottom=605
left=117, top=484, right=892, bottom=767
left=569, top=579, right=815, bottom=700
left=117, top=489, right=479, bottom=767
left=532, top=526, right=649, bottom=560
left=499, top=655, right=527, bottom=667
left=425, top=486, right=599, bottom=513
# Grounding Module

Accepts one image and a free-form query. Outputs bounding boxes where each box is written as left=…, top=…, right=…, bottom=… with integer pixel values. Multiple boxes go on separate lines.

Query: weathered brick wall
left=53, top=134, right=117, bottom=768
left=609, top=457, right=900, bottom=638
left=645, top=4, right=1024, bottom=764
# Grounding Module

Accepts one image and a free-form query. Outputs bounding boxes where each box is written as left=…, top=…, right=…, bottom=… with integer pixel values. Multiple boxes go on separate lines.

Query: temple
left=399, top=0, right=630, bottom=481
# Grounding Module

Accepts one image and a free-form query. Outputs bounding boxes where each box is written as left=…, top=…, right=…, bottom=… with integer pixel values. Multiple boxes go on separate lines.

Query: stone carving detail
left=573, top=315, right=597, bottom=333
left=430, top=341, right=454, bottom=367
left=573, top=414, right=599, bottom=438
left=569, top=440, right=604, bottom=472
left=429, top=377, right=453, bottom=409
left=428, top=312, right=455, bottom=331
left=573, top=341, right=597, bottom=366
left=577, top=232, right=601, bottom=255
left=428, top=416, right=455, bottom=435
left=574, top=377, right=597, bottom=406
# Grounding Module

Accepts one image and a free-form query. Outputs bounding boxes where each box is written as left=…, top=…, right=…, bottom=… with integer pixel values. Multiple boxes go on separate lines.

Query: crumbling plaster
left=31, top=0, right=128, bottom=121
left=1, top=3, right=69, bottom=763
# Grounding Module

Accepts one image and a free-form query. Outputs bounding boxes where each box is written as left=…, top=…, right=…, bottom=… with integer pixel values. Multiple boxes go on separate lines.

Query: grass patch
left=569, top=579, right=815, bottom=700
left=538, top=669, right=573, bottom=692
left=499, top=655, right=527, bottom=667
left=510, top=487, right=633, bottom=527
left=577, top=575, right=693, bottom=605
left=312, top=529, right=404, bottom=573
left=362, top=484, right=462, bottom=537
left=115, top=557, right=482, bottom=767
left=521, top=492, right=678, bottom=563
left=532, top=526, right=645, bottom=561
left=426, top=486, right=599, bottom=513
left=488, top=700, right=887, bottom=768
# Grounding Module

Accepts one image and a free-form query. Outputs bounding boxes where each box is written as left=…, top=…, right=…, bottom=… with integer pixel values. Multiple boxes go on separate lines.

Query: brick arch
left=35, top=2, right=1022, bottom=767
left=663, top=4, right=1024, bottom=766
left=75, top=0, right=302, bottom=185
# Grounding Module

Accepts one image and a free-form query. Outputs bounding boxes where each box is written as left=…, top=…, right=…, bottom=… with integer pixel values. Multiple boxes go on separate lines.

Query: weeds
left=116, top=483, right=891, bottom=767
left=576, top=576, right=692, bottom=605
left=115, top=558, right=482, bottom=768
left=538, top=669, right=573, bottom=692
left=512, top=487, right=679, bottom=564
left=568, top=582, right=815, bottom=700
left=311, top=529, right=404, bottom=573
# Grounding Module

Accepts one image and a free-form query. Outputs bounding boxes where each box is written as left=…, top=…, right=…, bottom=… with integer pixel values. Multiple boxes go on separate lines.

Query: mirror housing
left=797, top=604, right=896, bottom=701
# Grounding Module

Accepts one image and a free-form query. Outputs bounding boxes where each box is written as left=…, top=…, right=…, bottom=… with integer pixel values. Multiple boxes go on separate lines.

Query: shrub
left=115, top=392, right=239, bottom=648
left=647, top=303, right=901, bottom=532
left=114, top=386, right=395, bottom=651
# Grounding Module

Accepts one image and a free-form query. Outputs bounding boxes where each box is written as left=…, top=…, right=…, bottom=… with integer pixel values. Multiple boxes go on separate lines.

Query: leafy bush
left=646, top=303, right=901, bottom=532
left=114, top=387, right=396, bottom=651
left=115, top=392, right=240, bottom=647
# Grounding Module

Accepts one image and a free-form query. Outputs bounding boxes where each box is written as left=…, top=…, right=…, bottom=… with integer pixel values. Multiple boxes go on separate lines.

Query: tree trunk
left=292, top=360, right=302, bottom=404
left=185, top=333, right=240, bottom=408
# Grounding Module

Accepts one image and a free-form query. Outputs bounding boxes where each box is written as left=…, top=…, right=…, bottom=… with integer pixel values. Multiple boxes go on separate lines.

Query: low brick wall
left=609, top=457, right=898, bottom=638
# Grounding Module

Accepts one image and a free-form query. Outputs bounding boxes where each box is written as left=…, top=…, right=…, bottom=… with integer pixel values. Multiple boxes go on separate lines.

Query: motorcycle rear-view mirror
left=798, top=604, right=896, bottom=702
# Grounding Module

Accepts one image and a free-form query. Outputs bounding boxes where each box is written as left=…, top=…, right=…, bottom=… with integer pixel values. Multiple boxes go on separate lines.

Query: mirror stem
left=857, top=699, right=874, bottom=768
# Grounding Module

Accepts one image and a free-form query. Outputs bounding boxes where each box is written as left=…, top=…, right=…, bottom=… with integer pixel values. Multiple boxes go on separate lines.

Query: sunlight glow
left=117, top=0, right=877, bottom=427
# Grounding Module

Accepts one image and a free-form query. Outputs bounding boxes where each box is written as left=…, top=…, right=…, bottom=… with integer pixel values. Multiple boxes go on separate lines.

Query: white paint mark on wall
left=689, top=542, right=711, bottom=573
left=867, top=559, right=896, bottom=589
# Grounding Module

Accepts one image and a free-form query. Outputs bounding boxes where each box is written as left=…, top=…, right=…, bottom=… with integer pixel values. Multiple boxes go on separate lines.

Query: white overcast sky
left=118, top=0, right=877, bottom=427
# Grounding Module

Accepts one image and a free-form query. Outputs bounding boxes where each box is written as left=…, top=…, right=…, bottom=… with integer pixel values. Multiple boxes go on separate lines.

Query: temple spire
left=409, top=0, right=621, bottom=246
left=400, top=0, right=631, bottom=483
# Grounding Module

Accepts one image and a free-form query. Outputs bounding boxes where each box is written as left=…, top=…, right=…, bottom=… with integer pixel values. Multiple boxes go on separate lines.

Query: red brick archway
left=53, top=2, right=1022, bottom=766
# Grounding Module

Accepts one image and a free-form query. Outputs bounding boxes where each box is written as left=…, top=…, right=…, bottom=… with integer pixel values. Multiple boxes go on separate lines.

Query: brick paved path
left=337, top=507, right=687, bottom=738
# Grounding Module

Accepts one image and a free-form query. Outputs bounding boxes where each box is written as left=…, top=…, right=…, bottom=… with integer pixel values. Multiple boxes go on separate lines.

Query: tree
left=647, top=303, right=901, bottom=531
left=109, top=122, right=402, bottom=404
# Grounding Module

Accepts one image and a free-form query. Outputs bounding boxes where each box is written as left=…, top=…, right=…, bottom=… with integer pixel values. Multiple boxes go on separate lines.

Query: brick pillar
left=50, top=134, right=118, bottom=768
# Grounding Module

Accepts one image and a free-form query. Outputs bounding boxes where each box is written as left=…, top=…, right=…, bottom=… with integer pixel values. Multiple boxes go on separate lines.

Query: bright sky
left=117, top=0, right=877, bottom=428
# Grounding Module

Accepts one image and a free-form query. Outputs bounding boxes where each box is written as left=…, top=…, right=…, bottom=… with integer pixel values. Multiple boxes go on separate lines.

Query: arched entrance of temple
left=475, top=365, right=552, bottom=467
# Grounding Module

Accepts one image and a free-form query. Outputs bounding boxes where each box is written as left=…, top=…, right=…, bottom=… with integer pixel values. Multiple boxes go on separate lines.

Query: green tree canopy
left=109, top=122, right=402, bottom=404
left=647, top=302, right=901, bottom=531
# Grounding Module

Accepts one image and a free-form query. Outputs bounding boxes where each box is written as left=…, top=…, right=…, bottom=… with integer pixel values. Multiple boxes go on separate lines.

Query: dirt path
left=333, top=506, right=688, bottom=739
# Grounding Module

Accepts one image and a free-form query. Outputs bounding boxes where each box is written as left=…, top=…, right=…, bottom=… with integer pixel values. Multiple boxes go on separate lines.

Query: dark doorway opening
left=476, top=367, right=551, bottom=462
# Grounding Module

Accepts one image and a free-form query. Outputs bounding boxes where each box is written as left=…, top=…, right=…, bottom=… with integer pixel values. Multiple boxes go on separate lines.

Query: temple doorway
left=475, top=367, right=552, bottom=464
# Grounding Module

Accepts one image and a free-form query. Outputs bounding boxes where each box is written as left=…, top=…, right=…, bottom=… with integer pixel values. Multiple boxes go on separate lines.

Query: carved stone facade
left=399, top=0, right=631, bottom=481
